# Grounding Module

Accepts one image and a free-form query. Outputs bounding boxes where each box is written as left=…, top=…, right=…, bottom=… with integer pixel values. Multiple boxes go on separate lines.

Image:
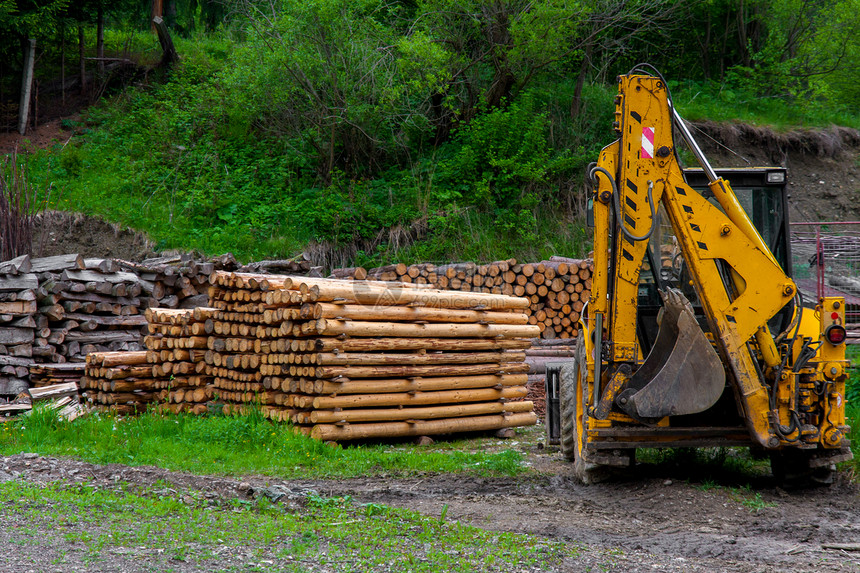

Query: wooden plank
left=58, top=291, right=141, bottom=307
left=61, top=269, right=141, bottom=284
left=29, top=382, right=78, bottom=401
left=0, top=355, right=32, bottom=367
left=0, top=403, right=32, bottom=414
left=65, top=331, right=141, bottom=343
left=63, top=313, right=147, bottom=327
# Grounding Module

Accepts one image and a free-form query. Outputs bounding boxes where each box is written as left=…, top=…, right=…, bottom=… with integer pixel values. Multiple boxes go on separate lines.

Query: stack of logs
left=143, top=307, right=213, bottom=413
left=29, top=363, right=86, bottom=388
left=0, top=251, right=251, bottom=368
left=331, top=256, right=592, bottom=340
left=0, top=255, right=37, bottom=398
left=207, top=272, right=539, bottom=441
left=35, top=254, right=149, bottom=362
left=80, top=351, right=153, bottom=413
left=80, top=308, right=217, bottom=414
left=115, top=253, right=241, bottom=310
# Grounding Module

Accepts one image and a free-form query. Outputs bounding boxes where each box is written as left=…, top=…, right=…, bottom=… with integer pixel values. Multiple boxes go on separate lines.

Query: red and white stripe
left=641, top=127, right=655, bottom=159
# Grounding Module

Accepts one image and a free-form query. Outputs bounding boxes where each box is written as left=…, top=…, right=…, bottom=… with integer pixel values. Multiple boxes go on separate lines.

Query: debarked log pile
left=332, top=256, right=592, bottom=340
left=144, top=308, right=215, bottom=414
left=206, top=272, right=539, bottom=441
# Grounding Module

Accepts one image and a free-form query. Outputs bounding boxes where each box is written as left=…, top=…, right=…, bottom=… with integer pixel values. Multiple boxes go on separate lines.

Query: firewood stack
left=29, top=363, right=87, bottom=388
left=331, top=256, right=592, bottom=340
left=0, top=255, right=37, bottom=396
left=206, top=272, right=539, bottom=441
left=33, top=255, right=150, bottom=362
left=205, top=272, right=301, bottom=419
left=80, top=309, right=217, bottom=414
left=116, top=252, right=241, bottom=310
left=80, top=351, right=154, bottom=413
left=143, top=307, right=213, bottom=414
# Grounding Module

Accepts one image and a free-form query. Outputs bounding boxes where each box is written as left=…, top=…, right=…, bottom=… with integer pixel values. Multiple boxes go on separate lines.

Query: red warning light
left=831, top=312, right=840, bottom=320
left=825, top=324, right=847, bottom=345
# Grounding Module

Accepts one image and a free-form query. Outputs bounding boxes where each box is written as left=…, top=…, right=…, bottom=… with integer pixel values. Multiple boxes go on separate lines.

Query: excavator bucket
left=618, top=289, right=725, bottom=421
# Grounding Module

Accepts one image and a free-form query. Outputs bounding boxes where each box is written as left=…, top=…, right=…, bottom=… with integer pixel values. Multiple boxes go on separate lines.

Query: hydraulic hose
left=589, top=165, right=656, bottom=242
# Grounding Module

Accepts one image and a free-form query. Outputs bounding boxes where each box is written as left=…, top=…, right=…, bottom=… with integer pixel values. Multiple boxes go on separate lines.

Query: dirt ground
left=31, top=210, right=157, bottom=261
left=695, top=123, right=860, bottom=224
left=2, top=427, right=859, bottom=573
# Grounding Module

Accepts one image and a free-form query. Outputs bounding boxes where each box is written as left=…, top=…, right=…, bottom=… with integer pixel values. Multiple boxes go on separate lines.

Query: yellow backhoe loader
left=545, top=65, right=852, bottom=485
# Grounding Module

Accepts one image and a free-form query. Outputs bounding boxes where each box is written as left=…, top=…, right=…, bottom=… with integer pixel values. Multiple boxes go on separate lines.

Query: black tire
left=770, top=449, right=834, bottom=488
left=559, top=358, right=579, bottom=462
left=559, top=338, right=611, bottom=483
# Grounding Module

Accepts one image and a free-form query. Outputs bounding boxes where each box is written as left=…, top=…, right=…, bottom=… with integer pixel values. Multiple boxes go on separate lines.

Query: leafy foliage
left=9, top=0, right=860, bottom=264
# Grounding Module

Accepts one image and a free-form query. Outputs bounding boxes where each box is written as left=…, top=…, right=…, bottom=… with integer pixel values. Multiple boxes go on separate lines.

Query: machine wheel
left=558, top=359, right=579, bottom=462
left=559, top=339, right=612, bottom=484
left=770, top=449, right=834, bottom=488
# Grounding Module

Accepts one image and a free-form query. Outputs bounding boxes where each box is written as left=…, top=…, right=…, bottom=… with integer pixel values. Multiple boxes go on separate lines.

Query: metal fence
left=790, top=222, right=860, bottom=339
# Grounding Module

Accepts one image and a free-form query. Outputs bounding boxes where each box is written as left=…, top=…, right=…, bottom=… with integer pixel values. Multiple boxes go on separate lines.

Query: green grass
left=694, top=480, right=777, bottom=512
left=670, top=80, right=860, bottom=130
left=845, top=344, right=860, bottom=477
left=0, top=406, right=525, bottom=479
left=637, top=447, right=771, bottom=482
left=0, top=479, right=571, bottom=572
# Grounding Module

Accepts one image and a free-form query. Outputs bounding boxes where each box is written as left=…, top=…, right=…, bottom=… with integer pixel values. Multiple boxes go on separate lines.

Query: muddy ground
left=2, top=430, right=859, bottom=573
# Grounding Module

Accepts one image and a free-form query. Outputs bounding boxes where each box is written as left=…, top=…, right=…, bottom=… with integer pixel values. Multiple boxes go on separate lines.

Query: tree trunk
left=79, top=26, right=86, bottom=95
left=97, top=4, right=105, bottom=75
left=17, top=39, right=36, bottom=135
left=571, top=41, right=594, bottom=118
left=165, top=0, right=177, bottom=28
left=60, top=23, right=65, bottom=105
left=153, top=16, right=179, bottom=68
left=151, top=0, right=163, bottom=33
left=737, top=0, right=750, bottom=68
